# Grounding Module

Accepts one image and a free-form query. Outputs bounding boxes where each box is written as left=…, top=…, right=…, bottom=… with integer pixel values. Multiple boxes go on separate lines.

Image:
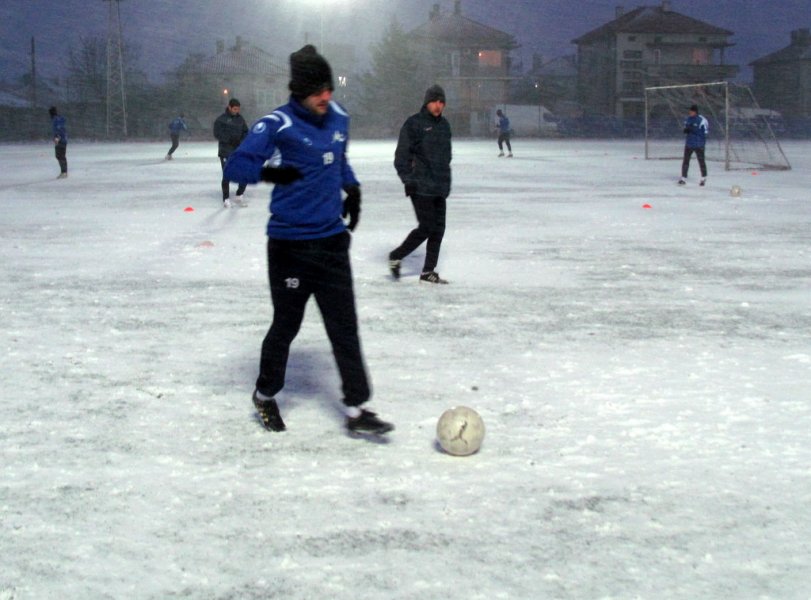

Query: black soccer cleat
left=388, top=258, right=401, bottom=280
left=346, top=409, right=395, bottom=435
left=253, top=391, right=286, bottom=432
left=419, top=271, right=448, bottom=284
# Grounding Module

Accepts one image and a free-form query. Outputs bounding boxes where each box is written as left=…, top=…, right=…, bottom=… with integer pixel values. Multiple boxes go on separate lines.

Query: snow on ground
left=1, top=138, right=810, bottom=599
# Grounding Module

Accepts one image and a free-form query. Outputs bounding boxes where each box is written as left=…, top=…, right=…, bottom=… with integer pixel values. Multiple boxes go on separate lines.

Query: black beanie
left=689, top=104, right=698, bottom=112
left=48, top=106, right=57, bottom=117
left=423, top=85, right=446, bottom=105
left=289, top=45, right=334, bottom=98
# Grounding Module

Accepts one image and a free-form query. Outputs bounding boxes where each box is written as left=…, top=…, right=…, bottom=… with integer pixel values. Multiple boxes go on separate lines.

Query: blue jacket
left=497, top=114, right=510, bottom=134
left=224, top=96, right=359, bottom=240
left=52, top=115, right=67, bottom=144
left=683, top=114, right=708, bottom=148
left=168, top=116, right=187, bottom=135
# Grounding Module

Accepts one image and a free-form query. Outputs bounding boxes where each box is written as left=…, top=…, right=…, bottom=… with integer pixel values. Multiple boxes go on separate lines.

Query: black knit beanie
left=423, top=85, right=446, bottom=105
left=48, top=106, right=58, bottom=117
left=289, top=45, right=334, bottom=98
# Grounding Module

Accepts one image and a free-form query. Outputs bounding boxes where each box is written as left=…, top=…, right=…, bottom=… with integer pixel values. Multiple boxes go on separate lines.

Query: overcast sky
left=1, top=0, right=808, bottom=84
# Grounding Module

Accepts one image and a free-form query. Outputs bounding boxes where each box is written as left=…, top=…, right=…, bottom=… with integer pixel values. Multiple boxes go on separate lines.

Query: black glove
left=261, top=165, right=303, bottom=185
left=683, top=127, right=691, bottom=134
left=342, top=184, right=361, bottom=231
left=404, top=181, right=418, bottom=197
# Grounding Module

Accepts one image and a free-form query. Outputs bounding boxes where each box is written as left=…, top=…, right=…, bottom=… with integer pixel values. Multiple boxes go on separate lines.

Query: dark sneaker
left=388, top=258, right=401, bottom=279
left=420, top=271, right=448, bottom=284
left=252, top=391, right=286, bottom=432
left=346, top=409, right=394, bottom=435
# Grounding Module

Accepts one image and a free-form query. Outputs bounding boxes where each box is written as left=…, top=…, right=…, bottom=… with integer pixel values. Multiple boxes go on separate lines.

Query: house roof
left=572, top=5, right=732, bottom=45
left=750, top=39, right=811, bottom=66
left=195, top=43, right=287, bottom=77
left=532, top=55, right=577, bottom=78
left=411, top=9, right=518, bottom=49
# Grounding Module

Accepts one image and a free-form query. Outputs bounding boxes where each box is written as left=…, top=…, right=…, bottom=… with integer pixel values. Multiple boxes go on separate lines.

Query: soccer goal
left=644, top=81, right=791, bottom=171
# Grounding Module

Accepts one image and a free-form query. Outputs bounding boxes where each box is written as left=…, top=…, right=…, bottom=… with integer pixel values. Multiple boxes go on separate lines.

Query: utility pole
left=30, top=37, right=37, bottom=109
left=103, top=0, right=128, bottom=137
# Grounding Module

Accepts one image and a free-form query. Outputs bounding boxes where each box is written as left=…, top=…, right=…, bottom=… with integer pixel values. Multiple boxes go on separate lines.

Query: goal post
left=644, top=81, right=791, bottom=171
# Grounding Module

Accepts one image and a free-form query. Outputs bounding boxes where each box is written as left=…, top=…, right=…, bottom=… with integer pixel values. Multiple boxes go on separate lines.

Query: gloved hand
left=261, top=165, right=303, bottom=185
left=683, top=127, right=691, bottom=134
left=342, top=184, right=361, bottom=231
left=404, top=181, right=418, bottom=197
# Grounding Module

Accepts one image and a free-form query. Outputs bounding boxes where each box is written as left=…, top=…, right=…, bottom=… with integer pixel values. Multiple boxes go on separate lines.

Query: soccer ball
left=730, top=185, right=742, bottom=197
left=436, top=406, right=485, bottom=456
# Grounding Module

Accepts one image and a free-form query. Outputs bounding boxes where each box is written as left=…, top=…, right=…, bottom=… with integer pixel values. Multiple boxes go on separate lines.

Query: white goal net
left=644, top=81, right=791, bottom=171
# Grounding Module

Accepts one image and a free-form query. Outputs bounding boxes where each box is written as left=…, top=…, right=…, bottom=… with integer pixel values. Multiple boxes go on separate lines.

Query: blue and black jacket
left=52, top=115, right=67, bottom=145
left=168, top=116, right=187, bottom=135
left=224, top=96, right=359, bottom=241
left=683, top=114, right=708, bottom=149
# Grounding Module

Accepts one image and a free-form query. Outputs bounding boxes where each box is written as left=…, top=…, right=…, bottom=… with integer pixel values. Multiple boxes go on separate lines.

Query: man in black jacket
left=213, top=98, right=249, bottom=207
left=390, top=85, right=452, bottom=284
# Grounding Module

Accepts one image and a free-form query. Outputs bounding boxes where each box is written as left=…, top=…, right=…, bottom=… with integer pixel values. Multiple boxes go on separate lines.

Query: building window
left=692, top=48, right=710, bottom=65
left=478, top=50, right=502, bottom=68
left=623, top=50, right=642, bottom=59
left=628, top=36, right=636, bottom=42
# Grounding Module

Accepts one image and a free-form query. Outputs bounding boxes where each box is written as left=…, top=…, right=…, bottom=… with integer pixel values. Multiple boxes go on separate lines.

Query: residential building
left=750, top=28, right=811, bottom=117
left=409, top=1, right=518, bottom=135
left=572, top=1, right=737, bottom=118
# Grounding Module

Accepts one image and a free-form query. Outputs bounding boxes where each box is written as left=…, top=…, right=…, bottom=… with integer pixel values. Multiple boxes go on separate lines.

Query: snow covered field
left=2, top=138, right=810, bottom=599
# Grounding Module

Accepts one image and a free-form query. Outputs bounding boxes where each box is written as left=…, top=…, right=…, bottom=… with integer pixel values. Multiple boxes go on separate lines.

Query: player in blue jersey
left=224, top=45, right=393, bottom=436
left=49, top=106, right=68, bottom=178
left=679, top=104, right=708, bottom=186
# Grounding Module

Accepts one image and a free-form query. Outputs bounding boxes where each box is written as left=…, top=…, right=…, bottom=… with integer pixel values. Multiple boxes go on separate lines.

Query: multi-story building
left=409, top=1, right=518, bottom=135
left=750, top=28, right=811, bottom=118
left=572, top=1, right=737, bottom=118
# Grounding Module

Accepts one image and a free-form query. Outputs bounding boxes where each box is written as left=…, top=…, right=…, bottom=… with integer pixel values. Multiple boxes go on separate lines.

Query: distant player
left=679, top=104, right=708, bottom=186
left=213, top=99, right=248, bottom=207
left=49, top=106, right=68, bottom=179
left=165, top=113, right=188, bottom=160
left=495, top=108, right=513, bottom=157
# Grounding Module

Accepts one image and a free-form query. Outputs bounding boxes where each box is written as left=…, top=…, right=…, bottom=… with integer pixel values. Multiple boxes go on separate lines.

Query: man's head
left=496, top=109, right=503, bottom=117
left=289, top=44, right=334, bottom=114
left=227, top=98, right=241, bottom=115
left=689, top=104, right=698, bottom=115
left=48, top=106, right=58, bottom=117
left=423, top=85, right=446, bottom=117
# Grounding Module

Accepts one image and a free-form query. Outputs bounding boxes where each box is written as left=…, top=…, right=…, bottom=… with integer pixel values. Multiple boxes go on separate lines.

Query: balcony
left=644, top=63, right=739, bottom=82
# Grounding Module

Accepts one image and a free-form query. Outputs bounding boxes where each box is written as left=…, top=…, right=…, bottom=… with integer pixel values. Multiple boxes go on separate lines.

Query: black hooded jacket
left=394, top=105, right=452, bottom=198
left=213, top=109, right=248, bottom=158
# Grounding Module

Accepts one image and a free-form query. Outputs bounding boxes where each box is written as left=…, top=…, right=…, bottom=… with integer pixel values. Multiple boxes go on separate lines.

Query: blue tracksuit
left=224, top=96, right=359, bottom=240
left=497, top=114, right=511, bottom=134
left=683, top=114, right=708, bottom=149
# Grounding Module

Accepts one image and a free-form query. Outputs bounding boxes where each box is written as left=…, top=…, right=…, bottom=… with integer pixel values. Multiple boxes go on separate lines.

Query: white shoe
left=497, top=152, right=504, bottom=157
left=700, top=178, right=706, bottom=187
left=678, top=178, right=686, bottom=185
left=223, top=198, right=232, bottom=208
left=56, top=172, right=68, bottom=179
left=165, top=154, right=172, bottom=161
left=234, top=195, right=247, bottom=207
left=507, top=152, right=513, bottom=158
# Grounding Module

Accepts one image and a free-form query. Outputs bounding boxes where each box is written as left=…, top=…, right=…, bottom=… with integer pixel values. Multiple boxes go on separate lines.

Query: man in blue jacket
left=679, top=104, right=708, bottom=186
left=224, top=45, right=393, bottom=436
left=495, top=108, right=512, bottom=157
left=166, top=112, right=187, bottom=160
left=49, top=106, right=68, bottom=178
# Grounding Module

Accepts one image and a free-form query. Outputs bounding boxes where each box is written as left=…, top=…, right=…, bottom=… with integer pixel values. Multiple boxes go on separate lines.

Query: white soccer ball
left=436, top=406, right=485, bottom=456
left=730, top=185, right=742, bottom=197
